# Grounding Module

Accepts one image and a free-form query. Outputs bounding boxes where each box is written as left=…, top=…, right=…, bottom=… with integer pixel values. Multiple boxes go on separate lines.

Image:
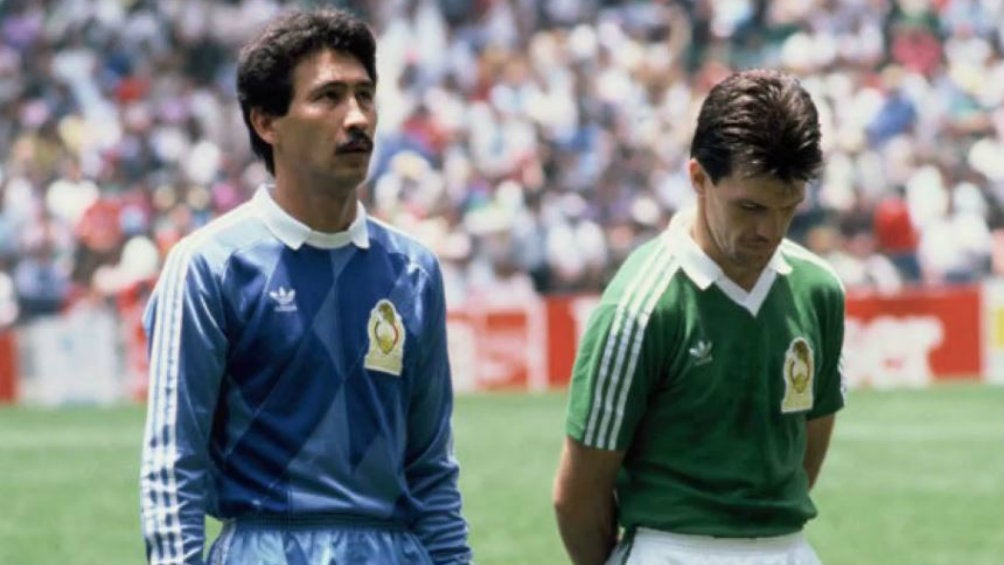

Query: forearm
left=554, top=493, right=618, bottom=565
left=409, top=277, right=471, bottom=564
left=140, top=448, right=207, bottom=565
left=553, top=438, right=624, bottom=565
left=804, top=414, right=836, bottom=489
left=141, top=246, right=225, bottom=565
left=140, top=369, right=211, bottom=565
left=405, top=381, right=470, bottom=564
left=407, top=458, right=471, bottom=565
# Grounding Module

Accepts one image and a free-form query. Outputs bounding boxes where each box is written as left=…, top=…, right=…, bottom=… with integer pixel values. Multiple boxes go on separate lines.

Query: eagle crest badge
left=364, top=299, right=405, bottom=376
left=781, top=337, right=814, bottom=413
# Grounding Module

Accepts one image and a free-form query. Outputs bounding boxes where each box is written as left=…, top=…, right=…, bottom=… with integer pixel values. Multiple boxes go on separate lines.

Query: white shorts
left=605, top=527, right=823, bottom=565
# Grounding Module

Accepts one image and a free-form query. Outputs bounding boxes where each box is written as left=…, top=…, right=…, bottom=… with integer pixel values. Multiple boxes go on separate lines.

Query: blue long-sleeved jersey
left=140, top=187, right=470, bottom=565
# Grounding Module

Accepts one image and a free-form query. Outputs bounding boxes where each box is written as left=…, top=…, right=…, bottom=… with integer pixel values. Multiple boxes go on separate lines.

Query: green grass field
left=0, top=383, right=1001, bottom=565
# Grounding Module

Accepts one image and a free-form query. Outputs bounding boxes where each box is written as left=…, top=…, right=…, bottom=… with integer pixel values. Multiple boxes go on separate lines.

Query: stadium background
left=0, top=0, right=1002, bottom=564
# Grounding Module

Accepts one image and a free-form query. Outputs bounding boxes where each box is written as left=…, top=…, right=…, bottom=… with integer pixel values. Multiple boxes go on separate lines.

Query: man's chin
left=327, top=163, right=370, bottom=184
left=307, top=171, right=366, bottom=192
left=731, top=254, right=771, bottom=274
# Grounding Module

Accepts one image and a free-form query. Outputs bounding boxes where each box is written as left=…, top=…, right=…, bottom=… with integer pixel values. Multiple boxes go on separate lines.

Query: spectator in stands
left=71, top=193, right=124, bottom=290
left=866, top=67, right=918, bottom=148
left=919, top=184, right=994, bottom=285
left=0, top=261, right=17, bottom=329
left=827, top=219, right=905, bottom=294
left=1, top=0, right=1003, bottom=321
left=12, top=236, right=69, bottom=320
left=873, top=186, right=921, bottom=283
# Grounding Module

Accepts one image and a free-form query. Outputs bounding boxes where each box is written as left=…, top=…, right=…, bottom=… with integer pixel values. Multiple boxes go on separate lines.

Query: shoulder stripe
left=367, top=214, right=410, bottom=240
left=142, top=236, right=192, bottom=563
left=367, top=216, right=436, bottom=278
left=780, top=240, right=846, bottom=292
left=583, top=245, right=678, bottom=449
left=582, top=246, right=667, bottom=446
left=140, top=212, right=248, bottom=564
left=606, top=258, right=679, bottom=446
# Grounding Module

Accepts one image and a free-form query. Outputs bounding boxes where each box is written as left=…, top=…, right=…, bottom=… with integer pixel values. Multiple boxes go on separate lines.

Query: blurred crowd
left=1, top=0, right=1004, bottom=328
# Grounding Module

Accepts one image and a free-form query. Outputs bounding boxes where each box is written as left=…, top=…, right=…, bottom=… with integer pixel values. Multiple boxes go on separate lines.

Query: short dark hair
left=236, top=9, right=377, bottom=174
left=690, top=69, right=822, bottom=185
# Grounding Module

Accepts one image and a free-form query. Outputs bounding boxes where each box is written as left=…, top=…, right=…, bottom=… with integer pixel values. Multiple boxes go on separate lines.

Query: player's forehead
left=291, top=49, right=372, bottom=95
left=717, top=172, right=806, bottom=206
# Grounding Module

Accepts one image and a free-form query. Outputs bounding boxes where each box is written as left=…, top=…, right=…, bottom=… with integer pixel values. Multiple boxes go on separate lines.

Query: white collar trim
left=663, top=207, right=791, bottom=316
left=253, top=185, right=370, bottom=250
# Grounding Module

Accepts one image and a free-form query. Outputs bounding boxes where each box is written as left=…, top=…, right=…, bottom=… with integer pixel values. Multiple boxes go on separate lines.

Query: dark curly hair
left=691, top=69, right=822, bottom=185
left=236, top=9, right=377, bottom=175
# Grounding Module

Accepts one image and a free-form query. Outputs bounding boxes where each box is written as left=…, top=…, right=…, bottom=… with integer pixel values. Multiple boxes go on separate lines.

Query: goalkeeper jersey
left=140, top=186, right=470, bottom=565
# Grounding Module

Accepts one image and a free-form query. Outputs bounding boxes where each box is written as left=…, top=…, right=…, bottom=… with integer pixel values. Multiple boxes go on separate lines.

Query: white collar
left=663, top=207, right=792, bottom=315
left=253, top=185, right=370, bottom=250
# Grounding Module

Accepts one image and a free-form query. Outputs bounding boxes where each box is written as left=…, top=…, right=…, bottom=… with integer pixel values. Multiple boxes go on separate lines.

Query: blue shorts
left=206, top=516, right=434, bottom=565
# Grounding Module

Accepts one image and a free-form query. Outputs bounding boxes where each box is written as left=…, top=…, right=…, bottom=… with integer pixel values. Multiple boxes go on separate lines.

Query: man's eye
left=317, top=90, right=344, bottom=102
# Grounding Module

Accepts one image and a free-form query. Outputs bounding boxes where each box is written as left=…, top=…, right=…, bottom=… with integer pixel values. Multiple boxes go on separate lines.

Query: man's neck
left=272, top=176, right=358, bottom=233
left=689, top=221, right=762, bottom=292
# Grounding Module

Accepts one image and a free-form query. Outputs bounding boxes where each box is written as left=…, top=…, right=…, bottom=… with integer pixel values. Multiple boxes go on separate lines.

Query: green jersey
left=566, top=213, right=845, bottom=538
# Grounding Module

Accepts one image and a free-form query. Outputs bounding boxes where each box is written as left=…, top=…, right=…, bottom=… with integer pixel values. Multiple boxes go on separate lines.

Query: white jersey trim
left=584, top=244, right=678, bottom=450
left=662, top=208, right=793, bottom=317
left=780, top=239, right=846, bottom=293
left=140, top=209, right=249, bottom=565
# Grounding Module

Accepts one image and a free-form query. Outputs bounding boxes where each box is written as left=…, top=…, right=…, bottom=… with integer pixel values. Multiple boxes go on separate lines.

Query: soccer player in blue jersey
left=139, top=9, right=471, bottom=565
left=554, top=70, right=844, bottom=565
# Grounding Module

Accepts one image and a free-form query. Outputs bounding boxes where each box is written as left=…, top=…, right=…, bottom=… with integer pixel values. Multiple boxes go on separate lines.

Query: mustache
left=336, top=132, right=374, bottom=153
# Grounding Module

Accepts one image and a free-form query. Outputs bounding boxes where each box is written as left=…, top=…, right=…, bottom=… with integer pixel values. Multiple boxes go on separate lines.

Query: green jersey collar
left=663, top=208, right=793, bottom=315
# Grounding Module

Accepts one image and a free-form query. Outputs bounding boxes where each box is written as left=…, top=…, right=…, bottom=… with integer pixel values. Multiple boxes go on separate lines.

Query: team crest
left=364, top=299, right=405, bottom=376
left=781, top=337, right=814, bottom=413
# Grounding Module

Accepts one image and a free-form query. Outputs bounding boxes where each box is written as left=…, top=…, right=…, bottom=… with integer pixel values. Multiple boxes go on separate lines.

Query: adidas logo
left=269, top=286, right=297, bottom=312
left=689, top=340, right=713, bottom=366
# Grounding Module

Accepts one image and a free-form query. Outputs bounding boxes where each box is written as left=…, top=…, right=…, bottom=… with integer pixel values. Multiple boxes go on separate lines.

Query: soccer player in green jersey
left=553, top=69, right=843, bottom=565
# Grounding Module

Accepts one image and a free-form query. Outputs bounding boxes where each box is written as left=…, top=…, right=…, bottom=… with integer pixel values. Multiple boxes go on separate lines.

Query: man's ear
left=688, top=158, right=709, bottom=197
left=250, top=107, right=278, bottom=145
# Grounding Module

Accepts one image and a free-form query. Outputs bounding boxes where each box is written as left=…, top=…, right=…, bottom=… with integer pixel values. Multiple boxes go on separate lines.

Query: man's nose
left=344, top=97, right=370, bottom=130
left=756, top=211, right=786, bottom=242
